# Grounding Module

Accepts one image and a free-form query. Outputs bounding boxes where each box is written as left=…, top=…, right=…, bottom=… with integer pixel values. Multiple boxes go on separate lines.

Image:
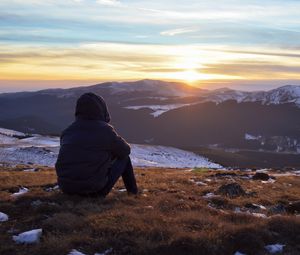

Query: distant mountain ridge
left=0, top=79, right=299, bottom=156
left=1, top=80, right=300, bottom=107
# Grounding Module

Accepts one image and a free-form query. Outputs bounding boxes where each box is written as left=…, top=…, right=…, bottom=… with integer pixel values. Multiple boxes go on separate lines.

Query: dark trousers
left=98, top=156, right=138, bottom=197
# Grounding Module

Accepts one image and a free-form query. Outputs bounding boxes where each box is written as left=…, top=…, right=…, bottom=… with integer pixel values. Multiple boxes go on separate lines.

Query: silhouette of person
left=55, top=93, right=138, bottom=197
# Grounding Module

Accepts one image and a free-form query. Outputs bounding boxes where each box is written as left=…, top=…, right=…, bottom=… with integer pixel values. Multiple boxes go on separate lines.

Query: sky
left=1, top=0, right=300, bottom=92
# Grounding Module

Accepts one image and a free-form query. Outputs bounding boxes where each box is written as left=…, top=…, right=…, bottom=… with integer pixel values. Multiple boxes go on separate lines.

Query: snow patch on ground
left=13, top=229, right=42, bottom=244
left=0, top=133, right=18, bottom=144
left=245, top=133, right=262, bottom=141
left=68, top=248, right=113, bottom=255
left=11, top=187, right=29, bottom=197
left=265, top=244, right=285, bottom=254
left=68, top=250, right=86, bottom=255
left=234, top=252, right=247, bottom=255
left=0, top=128, right=222, bottom=168
left=125, top=103, right=197, bottom=117
left=131, top=144, right=222, bottom=168
left=0, top=127, right=26, bottom=137
left=261, top=179, right=276, bottom=184
left=20, top=136, right=59, bottom=147
left=203, top=192, right=219, bottom=199
left=0, top=212, right=9, bottom=222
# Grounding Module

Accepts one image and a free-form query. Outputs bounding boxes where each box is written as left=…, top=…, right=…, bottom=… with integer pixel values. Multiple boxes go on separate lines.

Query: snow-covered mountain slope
left=1, top=79, right=299, bottom=106
left=108, top=79, right=203, bottom=97
left=121, top=84, right=300, bottom=117
left=205, top=85, right=300, bottom=107
left=0, top=128, right=221, bottom=169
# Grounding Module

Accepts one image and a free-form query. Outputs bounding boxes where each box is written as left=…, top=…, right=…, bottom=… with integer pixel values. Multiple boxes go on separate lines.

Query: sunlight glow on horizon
left=0, top=0, right=300, bottom=92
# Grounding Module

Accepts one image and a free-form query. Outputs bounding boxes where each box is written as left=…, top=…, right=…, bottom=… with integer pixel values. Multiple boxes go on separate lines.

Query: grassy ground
left=0, top=165, right=299, bottom=255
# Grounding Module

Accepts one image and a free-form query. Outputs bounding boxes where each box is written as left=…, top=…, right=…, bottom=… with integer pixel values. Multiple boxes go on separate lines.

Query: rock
left=11, top=187, right=29, bottom=197
left=245, top=203, right=260, bottom=210
left=217, top=183, right=246, bottom=198
left=285, top=201, right=300, bottom=214
left=210, top=197, right=228, bottom=208
left=214, top=172, right=237, bottom=177
left=252, top=172, right=270, bottom=181
left=269, top=204, right=286, bottom=214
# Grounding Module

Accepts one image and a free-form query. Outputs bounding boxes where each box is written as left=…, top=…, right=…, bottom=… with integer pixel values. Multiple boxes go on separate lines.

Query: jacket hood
left=75, top=93, right=111, bottom=122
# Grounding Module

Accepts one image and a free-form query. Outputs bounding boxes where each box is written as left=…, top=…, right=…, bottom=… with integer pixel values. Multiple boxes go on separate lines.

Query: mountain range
left=0, top=79, right=300, bottom=157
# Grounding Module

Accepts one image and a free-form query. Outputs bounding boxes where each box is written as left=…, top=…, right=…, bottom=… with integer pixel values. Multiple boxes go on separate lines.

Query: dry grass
left=0, top=166, right=299, bottom=255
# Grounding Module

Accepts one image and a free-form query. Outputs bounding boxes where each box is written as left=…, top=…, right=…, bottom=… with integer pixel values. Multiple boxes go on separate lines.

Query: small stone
left=144, top=205, right=154, bottom=209
left=245, top=203, right=260, bottom=210
left=253, top=172, right=270, bottom=181
left=245, top=203, right=266, bottom=210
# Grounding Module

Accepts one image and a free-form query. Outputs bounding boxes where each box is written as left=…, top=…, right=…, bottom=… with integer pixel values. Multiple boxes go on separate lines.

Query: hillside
left=0, top=80, right=300, bottom=159
left=0, top=166, right=299, bottom=255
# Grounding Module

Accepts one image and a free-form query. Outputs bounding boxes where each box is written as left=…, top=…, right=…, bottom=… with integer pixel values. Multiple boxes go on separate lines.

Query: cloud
left=1, top=42, right=300, bottom=85
left=160, top=27, right=199, bottom=36
left=201, top=62, right=300, bottom=79
left=96, top=0, right=122, bottom=6
left=209, top=48, right=300, bottom=59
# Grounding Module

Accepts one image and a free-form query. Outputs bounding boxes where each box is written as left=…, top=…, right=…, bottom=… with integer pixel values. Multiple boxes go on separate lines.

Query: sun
left=172, top=56, right=204, bottom=83
left=179, top=70, right=201, bottom=83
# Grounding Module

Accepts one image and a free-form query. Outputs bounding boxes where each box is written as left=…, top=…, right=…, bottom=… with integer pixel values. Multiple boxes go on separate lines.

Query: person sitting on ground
left=55, top=92, right=138, bottom=197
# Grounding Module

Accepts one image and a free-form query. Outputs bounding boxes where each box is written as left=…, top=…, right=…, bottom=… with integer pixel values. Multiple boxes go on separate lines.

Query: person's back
left=55, top=93, right=138, bottom=196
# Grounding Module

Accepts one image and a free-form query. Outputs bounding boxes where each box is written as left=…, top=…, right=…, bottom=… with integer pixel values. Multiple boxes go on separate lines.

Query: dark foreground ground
left=182, top=146, right=300, bottom=169
left=0, top=165, right=299, bottom=255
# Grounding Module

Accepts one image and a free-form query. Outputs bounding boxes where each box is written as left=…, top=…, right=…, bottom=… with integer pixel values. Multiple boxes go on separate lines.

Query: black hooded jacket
left=55, top=93, right=131, bottom=194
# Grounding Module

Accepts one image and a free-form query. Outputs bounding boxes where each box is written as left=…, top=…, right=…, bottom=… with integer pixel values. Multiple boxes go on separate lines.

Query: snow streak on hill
left=0, top=128, right=221, bottom=169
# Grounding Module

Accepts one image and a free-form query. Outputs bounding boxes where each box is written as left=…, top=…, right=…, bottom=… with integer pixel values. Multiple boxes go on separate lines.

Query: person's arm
left=108, top=125, right=131, bottom=159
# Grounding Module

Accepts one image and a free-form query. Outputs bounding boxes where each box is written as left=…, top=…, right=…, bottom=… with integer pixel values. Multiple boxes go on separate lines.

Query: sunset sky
left=1, top=0, right=300, bottom=92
